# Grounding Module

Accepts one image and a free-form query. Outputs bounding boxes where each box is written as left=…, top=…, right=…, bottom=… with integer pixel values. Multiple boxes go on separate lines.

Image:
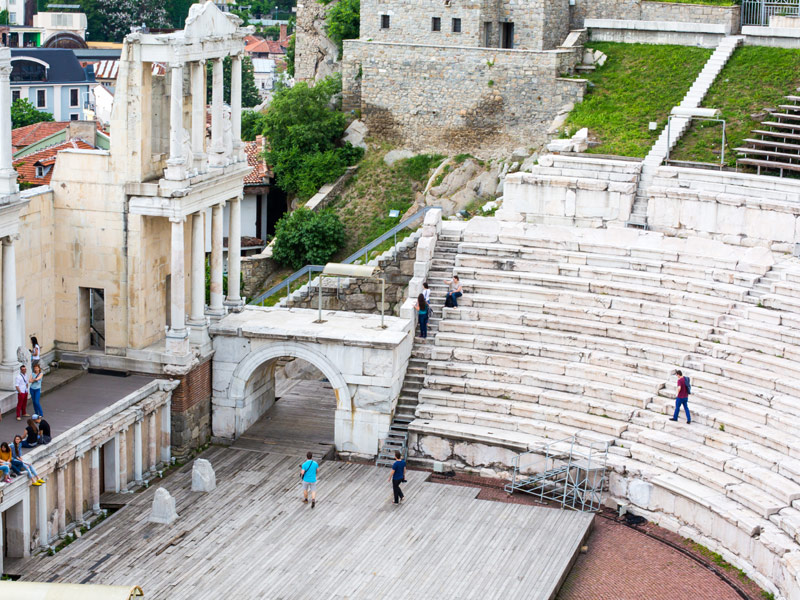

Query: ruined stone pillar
left=191, top=60, right=207, bottom=173
left=119, top=427, right=128, bottom=492
left=161, top=397, right=172, bottom=464
left=209, top=57, right=225, bottom=167
left=165, top=62, right=186, bottom=181
left=2, top=236, right=18, bottom=367
left=207, top=203, right=225, bottom=319
left=134, top=418, right=143, bottom=484
left=188, top=212, right=208, bottom=343
left=231, top=53, right=243, bottom=162
left=90, top=446, right=100, bottom=513
left=224, top=196, right=243, bottom=312
left=37, top=480, right=48, bottom=549
left=0, top=49, right=17, bottom=195
left=166, top=216, right=189, bottom=355
left=73, top=453, right=84, bottom=524
left=149, top=411, right=158, bottom=473
left=56, top=464, right=66, bottom=537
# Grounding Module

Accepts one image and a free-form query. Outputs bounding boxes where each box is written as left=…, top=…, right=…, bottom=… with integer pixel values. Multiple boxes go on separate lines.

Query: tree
left=271, top=208, right=346, bottom=270
left=241, top=110, right=269, bottom=141
left=165, top=0, right=194, bottom=28
left=325, top=0, right=359, bottom=59
left=0, top=10, right=8, bottom=25
left=87, top=0, right=169, bottom=42
left=206, top=56, right=261, bottom=109
left=263, top=74, right=363, bottom=199
left=285, top=33, right=296, bottom=77
left=11, top=99, right=54, bottom=129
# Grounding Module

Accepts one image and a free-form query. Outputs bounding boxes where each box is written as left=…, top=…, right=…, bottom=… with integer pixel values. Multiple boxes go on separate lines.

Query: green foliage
left=165, top=0, right=194, bottom=28
left=325, top=0, right=359, bottom=59
left=396, top=154, right=445, bottom=182
left=565, top=42, right=712, bottom=157
left=271, top=208, right=346, bottom=269
left=206, top=56, right=261, bottom=108
left=453, top=153, right=473, bottom=165
left=241, top=110, right=269, bottom=141
left=264, top=74, right=363, bottom=199
left=671, top=46, right=800, bottom=167
left=0, top=10, right=8, bottom=25
left=285, top=33, right=296, bottom=77
left=11, top=98, right=54, bottom=129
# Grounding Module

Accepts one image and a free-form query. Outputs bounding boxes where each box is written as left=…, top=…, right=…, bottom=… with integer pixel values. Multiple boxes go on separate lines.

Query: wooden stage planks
left=15, top=445, right=594, bottom=600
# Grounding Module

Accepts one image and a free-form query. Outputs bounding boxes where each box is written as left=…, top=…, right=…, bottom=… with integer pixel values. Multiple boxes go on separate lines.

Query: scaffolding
left=504, top=435, right=609, bottom=513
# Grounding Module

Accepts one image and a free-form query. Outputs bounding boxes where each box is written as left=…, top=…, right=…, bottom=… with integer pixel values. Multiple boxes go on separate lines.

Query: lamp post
left=318, top=263, right=386, bottom=328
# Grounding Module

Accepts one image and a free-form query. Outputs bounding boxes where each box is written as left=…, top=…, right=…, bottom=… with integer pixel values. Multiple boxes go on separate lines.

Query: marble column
left=166, top=217, right=189, bottom=355
left=0, top=54, right=17, bottom=195
left=231, top=53, right=243, bottom=163
left=224, top=196, right=243, bottom=312
left=161, top=398, right=172, bottom=464
left=134, top=419, right=143, bottom=484
left=209, top=57, right=225, bottom=167
left=73, top=453, right=84, bottom=525
left=37, top=480, right=48, bottom=549
left=190, top=60, right=207, bottom=174
left=207, top=203, right=225, bottom=319
left=188, top=212, right=209, bottom=344
left=90, top=447, right=100, bottom=513
left=148, top=411, right=157, bottom=473
left=56, top=465, right=66, bottom=537
left=2, top=236, right=18, bottom=367
left=165, top=62, right=186, bottom=181
left=119, top=428, right=128, bottom=492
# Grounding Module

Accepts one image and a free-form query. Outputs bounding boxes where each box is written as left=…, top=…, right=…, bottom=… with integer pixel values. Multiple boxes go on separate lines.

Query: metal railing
left=249, top=206, right=439, bottom=306
left=742, top=0, right=800, bottom=25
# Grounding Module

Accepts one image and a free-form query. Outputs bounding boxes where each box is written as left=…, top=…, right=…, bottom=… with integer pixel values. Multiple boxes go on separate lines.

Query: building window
left=432, top=17, right=441, bottom=32
left=9, top=13, right=16, bottom=25
left=70, top=113, right=79, bottom=121
left=381, top=14, right=390, bottom=29
left=36, top=89, right=46, bottom=108
left=35, top=165, right=49, bottom=179
left=69, top=88, right=79, bottom=107
left=11, top=90, right=20, bottom=102
left=452, top=18, right=462, bottom=33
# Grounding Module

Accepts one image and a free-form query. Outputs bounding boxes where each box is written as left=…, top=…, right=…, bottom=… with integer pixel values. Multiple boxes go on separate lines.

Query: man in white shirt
left=422, top=281, right=430, bottom=303
left=15, top=365, right=29, bottom=421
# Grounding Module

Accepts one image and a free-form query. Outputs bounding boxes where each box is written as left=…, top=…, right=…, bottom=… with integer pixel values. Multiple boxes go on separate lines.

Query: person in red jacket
left=669, top=369, right=691, bottom=424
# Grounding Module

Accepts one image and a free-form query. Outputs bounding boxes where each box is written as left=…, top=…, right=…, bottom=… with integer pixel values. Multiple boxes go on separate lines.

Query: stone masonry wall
left=570, top=0, right=740, bottom=32
left=343, top=40, right=585, bottom=154
left=170, top=357, right=212, bottom=458
left=286, top=237, right=418, bottom=314
left=294, top=0, right=341, bottom=82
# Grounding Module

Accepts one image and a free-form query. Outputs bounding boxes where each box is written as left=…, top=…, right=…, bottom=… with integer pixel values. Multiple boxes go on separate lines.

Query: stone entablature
left=210, top=307, right=412, bottom=457
left=342, top=41, right=585, bottom=153
left=0, top=379, right=175, bottom=572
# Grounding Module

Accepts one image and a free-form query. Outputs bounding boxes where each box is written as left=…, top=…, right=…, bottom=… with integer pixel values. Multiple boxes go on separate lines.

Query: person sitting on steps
left=445, top=275, right=462, bottom=308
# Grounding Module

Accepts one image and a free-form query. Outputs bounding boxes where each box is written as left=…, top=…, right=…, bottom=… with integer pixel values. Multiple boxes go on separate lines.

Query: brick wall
left=170, top=358, right=212, bottom=457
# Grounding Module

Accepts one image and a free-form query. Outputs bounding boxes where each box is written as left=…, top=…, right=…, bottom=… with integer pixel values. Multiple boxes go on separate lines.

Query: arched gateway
left=209, top=307, right=412, bottom=456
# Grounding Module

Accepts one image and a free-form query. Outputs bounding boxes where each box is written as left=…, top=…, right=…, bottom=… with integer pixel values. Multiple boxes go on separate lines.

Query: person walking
left=11, top=435, right=43, bottom=485
left=422, top=281, right=430, bottom=304
left=415, top=293, right=429, bottom=339
left=300, top=451, right=319, bottom=508
left=33, top=414, right=51, bottom=444
left=29, top=363, right=44, bottom=417
left=30, top=336, right=40, bottom=368
left=445, top=275, right=463, bottom=308
left=669, top=369, right=691, bottom=424
left=390, top=450, right=406, bottom=505
left=15, top=364, right=29, bottom=421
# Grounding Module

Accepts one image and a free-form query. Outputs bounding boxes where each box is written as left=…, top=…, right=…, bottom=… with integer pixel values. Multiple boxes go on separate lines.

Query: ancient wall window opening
left=483, top=22, right=492, bottom=46
left=432, top=17, right=441, bottom=32
left=381, top=14, right=391, bottom=29
left=79, top=287, right=106, bottom=351
left=501, top=22, right=514, bottom=49
left=452, top=18, right=462, bottom=33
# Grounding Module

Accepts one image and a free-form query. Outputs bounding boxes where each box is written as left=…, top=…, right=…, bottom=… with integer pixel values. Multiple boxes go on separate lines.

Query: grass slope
left=564, top=42, right=712, bottom=158
left=671, top=46, right=800, bottom=167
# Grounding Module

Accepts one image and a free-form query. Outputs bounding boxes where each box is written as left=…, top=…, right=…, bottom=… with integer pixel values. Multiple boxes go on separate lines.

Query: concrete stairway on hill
left=628, top=35, right=744, bottom=228
left=375, top=236, right=460, bottom=467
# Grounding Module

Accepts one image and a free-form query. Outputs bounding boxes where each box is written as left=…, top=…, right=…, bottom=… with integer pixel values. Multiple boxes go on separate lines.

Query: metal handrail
left=249, top=206, right=439, bottom=306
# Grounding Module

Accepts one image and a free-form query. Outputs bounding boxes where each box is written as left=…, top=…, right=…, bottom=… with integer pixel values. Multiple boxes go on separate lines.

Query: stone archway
left=210, top=307, right=412, bottom=457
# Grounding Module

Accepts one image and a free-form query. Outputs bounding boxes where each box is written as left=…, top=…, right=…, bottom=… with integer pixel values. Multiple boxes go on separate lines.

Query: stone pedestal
left=149, top=488, right=178, bottom=524
left=191, top=458, right=216, bottom=492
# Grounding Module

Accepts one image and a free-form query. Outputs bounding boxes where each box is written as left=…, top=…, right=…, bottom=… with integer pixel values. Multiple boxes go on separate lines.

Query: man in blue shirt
left=300, top=451, right=319, bottom=508
left=390, top=450, right=406, bottom=505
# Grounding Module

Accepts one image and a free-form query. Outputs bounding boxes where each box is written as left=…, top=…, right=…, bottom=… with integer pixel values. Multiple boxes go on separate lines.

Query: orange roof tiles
left=244, top=137, right=270, bottom=185
left=12, top=122, right=71, bottom=153
left=14, top=139, right=95, bottom=186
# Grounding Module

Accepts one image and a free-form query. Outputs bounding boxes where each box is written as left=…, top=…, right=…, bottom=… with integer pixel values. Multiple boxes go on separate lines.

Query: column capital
left=169, top=61, right=185, bottom=70
left=0, top=65, right=12, bottom=79
left=2, top=233, right=19, bottom=245
left=169, top=215, right=187, bottom=224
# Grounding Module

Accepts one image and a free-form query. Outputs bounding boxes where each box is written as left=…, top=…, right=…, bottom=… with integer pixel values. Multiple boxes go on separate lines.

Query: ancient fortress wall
left=343, top=41, right=585, bottom=153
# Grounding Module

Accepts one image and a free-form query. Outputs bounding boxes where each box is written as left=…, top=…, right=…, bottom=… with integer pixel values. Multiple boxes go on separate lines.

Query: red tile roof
left=245, top=39, right=287, bottom=56
left=244, top=137, right=270, bottom=185
left=14, top=139, right=95, bottom=186
left=12, top=122, right=71, bottom=154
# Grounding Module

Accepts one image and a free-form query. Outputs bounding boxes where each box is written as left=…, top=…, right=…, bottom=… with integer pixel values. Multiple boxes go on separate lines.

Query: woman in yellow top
left=0, top=442, right=13, bottom=483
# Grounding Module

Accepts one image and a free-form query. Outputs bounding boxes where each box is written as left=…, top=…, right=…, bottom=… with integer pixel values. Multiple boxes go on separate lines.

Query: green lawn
left=671, top=46, right=800, bottom=167
left=564, top=42, right=712, bottom=157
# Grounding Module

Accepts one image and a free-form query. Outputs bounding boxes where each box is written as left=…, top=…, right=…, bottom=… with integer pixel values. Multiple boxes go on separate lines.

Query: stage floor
left=15, top=445, right=593, bottom=600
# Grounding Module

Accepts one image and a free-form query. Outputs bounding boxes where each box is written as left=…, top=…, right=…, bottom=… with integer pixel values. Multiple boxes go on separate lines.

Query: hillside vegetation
left=671, top=46, right=800, bottom=167
left=564, top=42, right=712, bottom=157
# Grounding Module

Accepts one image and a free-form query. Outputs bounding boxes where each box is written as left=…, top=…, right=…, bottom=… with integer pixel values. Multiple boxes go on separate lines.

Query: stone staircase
left=628, top=35, right=744, bottom=229
left=375, top=235, right=459, bottom=467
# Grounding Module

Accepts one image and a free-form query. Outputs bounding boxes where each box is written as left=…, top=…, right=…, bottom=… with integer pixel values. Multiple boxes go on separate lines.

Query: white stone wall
left=648, top=167, right=800, bottom=251
left=499, top=154, right=641, bottom=227
left=586, top=19, right=730, bottom=48
left=742, top=25, right=800, bottom=48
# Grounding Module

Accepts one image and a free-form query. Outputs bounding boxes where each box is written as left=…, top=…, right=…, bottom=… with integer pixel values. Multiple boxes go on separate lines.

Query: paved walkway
left=0, top=372, right=154, bottom=453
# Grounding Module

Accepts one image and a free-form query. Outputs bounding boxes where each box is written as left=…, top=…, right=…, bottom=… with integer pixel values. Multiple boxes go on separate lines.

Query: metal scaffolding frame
left=504, top=435, right=609, bottom=513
